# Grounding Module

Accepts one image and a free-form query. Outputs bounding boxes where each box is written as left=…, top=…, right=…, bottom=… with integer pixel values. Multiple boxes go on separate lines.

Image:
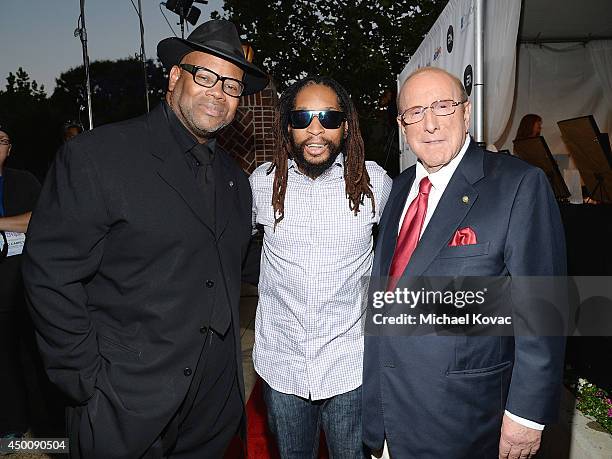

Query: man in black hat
left=22, top=19, right=268, bottom=459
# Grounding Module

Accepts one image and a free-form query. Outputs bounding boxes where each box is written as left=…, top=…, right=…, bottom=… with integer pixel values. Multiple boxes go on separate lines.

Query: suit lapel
left=147, top=105, right=215, bottom=235
left=403, top=142, right=484, bottom=277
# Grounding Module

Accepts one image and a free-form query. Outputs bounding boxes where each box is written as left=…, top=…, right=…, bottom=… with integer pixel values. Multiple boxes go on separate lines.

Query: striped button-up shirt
left=250, top=156, right=392, bottom=400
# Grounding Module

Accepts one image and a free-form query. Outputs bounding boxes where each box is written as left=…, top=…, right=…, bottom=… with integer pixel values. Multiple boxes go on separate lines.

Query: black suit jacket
left=363, top=142, right=567, bottom=458
left=22, top=104, right=255, bottom=458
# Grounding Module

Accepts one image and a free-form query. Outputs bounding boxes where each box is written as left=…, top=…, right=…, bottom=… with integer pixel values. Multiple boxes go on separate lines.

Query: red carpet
left=226, top=378, right=329, bottom=458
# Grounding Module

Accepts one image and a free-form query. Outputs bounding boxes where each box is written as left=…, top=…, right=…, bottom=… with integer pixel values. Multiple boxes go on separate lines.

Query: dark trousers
left=264, top=383, right=367, bottom=459
left=0, top=295, right=66, bottom=437
left=0, top=307, right=28, bottom=435
left=145, top=327, right=243, bottom=459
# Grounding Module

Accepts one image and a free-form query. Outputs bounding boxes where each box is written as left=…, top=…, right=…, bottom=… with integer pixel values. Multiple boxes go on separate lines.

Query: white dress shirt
left=251, top=155, right=393, bottom=400
left=397, top=135, right=544, bottom=430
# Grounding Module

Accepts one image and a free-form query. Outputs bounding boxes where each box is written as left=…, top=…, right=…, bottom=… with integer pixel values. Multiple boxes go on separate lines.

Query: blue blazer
left=362, top=141, right=566, bottom=458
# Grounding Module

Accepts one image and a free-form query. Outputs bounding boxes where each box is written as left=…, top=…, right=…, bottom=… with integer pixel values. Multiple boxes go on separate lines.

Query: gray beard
left=169, top=95, right=228, bottom=141
left=191, top=122, right=225, bottom=140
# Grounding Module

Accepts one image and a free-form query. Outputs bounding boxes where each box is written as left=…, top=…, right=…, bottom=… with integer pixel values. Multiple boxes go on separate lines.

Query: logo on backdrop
left=446, top=25, right=454, bottom=53
left=460, top=3, right=473, bottom=32
left=433, top=46, right=442, bottom=61
left=464, top=65, right=473, bottom=96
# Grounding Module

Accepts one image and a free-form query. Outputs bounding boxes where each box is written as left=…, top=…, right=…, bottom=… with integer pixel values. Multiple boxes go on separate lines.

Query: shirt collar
left=415, top=135, right=470, bottom=191
left=163, top=100, right=216, bottom=154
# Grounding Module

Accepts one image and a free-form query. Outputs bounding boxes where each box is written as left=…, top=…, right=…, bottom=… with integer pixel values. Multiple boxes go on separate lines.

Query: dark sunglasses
left=289, top=110, right=346, bottom=129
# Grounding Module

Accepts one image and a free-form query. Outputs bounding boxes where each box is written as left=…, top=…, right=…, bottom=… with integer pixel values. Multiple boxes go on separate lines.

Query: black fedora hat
left=158, top=19, right=268, bottom=95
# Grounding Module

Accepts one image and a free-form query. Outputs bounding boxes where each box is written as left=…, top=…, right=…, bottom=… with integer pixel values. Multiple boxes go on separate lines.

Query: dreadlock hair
left=268, top=76, right=375, bottom=227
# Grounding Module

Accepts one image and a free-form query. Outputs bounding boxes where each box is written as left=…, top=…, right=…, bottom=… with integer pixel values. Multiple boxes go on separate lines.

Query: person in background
left=514, top=114, right=542, bottom=141
left=62, top=121, right=84, bottom=143
left=0, top=124, right=41, bottom=440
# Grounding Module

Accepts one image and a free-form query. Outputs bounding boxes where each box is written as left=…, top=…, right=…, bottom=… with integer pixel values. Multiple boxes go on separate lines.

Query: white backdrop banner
left=398, top=0, right=476, bottom=171
left=483, top=0, right=522, bottom=145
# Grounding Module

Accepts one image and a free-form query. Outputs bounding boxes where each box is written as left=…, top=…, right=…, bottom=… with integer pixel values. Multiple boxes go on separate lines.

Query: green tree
left=51, top=58, right=168, bottom=128
left=4, top=67, right=47, bottom=101
left=214, top=0, right=447, bottom=174
left=215, top=0, right=446, bottom=113
left=0, top=60, right=168, bottom=180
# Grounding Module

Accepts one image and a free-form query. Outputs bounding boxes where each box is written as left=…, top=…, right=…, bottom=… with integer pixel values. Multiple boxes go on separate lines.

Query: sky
left=0, top=0, right=224, bottom=93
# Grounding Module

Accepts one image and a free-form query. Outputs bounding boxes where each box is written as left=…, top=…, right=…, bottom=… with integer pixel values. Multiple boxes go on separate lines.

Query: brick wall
left=218, top=84, right=277, bottom=174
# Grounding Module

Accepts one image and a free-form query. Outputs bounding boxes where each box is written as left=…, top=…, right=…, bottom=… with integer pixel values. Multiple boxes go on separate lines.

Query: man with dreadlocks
left=250, top=76, right=392, bottom=457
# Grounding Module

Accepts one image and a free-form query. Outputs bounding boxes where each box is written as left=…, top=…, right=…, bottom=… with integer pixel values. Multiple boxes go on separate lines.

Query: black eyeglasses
left=179, top=64, right=245, bottom=98
left=289, top=110, right=346, bottom=129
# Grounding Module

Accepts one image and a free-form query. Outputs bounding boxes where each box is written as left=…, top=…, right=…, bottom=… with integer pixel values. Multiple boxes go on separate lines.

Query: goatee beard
left=290, top=137, right=344, bottom=179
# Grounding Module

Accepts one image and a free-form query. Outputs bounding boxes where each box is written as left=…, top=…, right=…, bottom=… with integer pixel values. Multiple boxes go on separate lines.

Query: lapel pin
left=462, top=195, right=469, bottom=204
left=229, top=180, right=234, bottom=187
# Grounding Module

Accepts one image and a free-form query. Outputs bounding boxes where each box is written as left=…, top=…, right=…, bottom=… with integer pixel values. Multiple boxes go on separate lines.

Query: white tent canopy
left=398, top=0, right=612, bottom=171
left=519, top=0, right=611, bottom=43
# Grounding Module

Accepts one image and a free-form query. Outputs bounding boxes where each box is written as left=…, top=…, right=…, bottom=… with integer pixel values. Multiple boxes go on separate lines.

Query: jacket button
left=183, top=367, right=192, bottom=377
left=206, top=280, right=215, bottom=288
left=200, top=326, right=208, bottom=334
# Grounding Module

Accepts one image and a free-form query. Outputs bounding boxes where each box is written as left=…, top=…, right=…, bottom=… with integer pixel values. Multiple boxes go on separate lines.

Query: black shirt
left=162, top=101, right=216, bottom=221
left=162, top=101, right=216, bottom=176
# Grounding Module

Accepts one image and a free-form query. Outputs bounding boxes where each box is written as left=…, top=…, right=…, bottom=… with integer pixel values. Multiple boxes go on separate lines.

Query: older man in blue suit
left=362, top=67, right=566, bottom=459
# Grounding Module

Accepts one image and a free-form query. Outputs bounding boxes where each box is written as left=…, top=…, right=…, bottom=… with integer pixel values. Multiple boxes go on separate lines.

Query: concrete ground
left=539, top=388, right=612, bottom=458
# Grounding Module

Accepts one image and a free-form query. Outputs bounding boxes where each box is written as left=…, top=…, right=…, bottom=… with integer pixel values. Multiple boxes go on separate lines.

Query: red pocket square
left=448, top=227, right=477, bottom=246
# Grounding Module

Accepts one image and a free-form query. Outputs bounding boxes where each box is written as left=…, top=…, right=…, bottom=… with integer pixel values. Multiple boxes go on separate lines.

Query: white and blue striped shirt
left=250, top=155, right=392, bottom=400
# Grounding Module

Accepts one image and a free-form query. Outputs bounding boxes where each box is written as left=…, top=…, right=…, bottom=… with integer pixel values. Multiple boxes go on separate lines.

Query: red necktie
left=388, top=177, right=432, bottom=290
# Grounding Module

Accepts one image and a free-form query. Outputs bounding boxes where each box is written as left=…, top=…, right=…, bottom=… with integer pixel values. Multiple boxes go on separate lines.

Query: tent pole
left=474, top=0, right=485, bottom=146
left=521, top=36, right=612, bottom=44
left=78, top=0, right=94, bottom=130
left=137, top=0, right=150, bottom=113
